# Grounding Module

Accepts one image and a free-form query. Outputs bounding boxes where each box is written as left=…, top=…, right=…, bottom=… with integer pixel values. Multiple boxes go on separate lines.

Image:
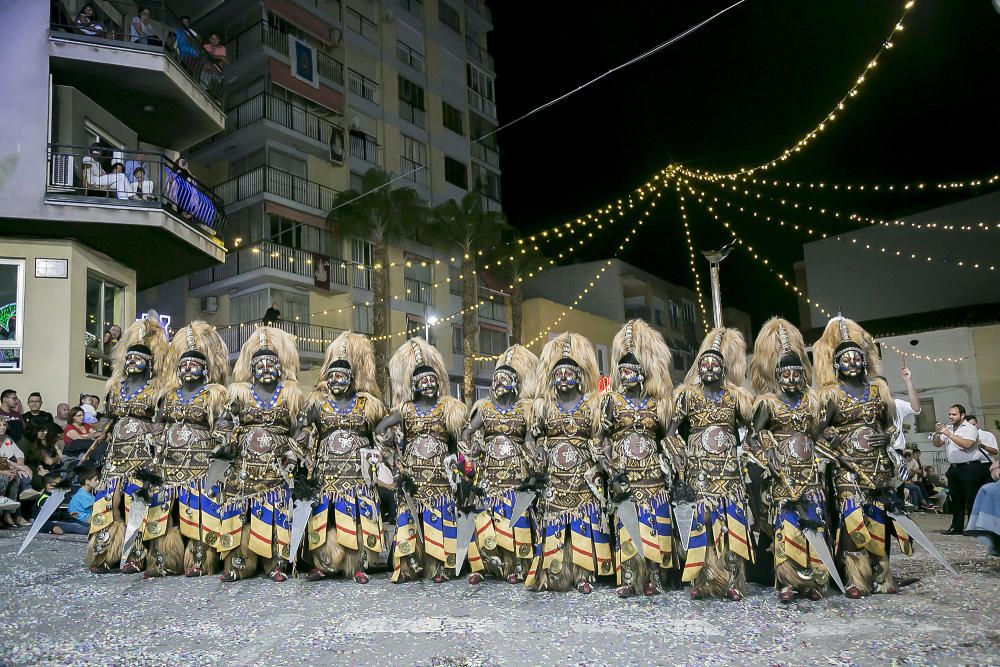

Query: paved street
left=1, top=513, right=998, bottom=666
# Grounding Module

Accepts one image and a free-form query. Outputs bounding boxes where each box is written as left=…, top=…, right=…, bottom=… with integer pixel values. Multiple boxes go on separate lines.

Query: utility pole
left=702, top=243, right=734, bottom=329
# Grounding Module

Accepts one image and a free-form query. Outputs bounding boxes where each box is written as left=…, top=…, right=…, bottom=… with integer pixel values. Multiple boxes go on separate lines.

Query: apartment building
left=135, top=0, right=506, bottom=396
left=0, top=1, right=228, bottom=405
left=522, top=259, right=752, bottom=381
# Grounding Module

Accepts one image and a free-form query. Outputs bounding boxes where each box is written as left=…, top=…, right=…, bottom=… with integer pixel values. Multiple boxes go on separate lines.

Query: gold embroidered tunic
left=605, top=392, right=664, bottom=505
left=828, top=383, right=894, bottom=494
left=540, top=400, right=597, bottom=520
left=313, top=395, right=372, bottom=496
left=677, top=388, right=744, bottom=499
left=400, top=401, right=453, bottom=507
left=757, top=394, right=822, bottom=509
left=478, top=399, right=531, bottom=500
left=158, top=389, right=218, bottom=488
left=223, top=392, right=295, bottom=504
left=103, top=382, right=158, bottom=482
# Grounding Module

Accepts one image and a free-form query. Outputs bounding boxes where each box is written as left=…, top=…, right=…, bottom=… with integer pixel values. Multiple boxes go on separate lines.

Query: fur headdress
left=317, top=331, right=382, bottom=401
left=611, top=319, right=672, bottom=401
left=106, top=311, right=169, bottom=393
left=233, top=326, right=299, bottom=384
left=750, top=317, right=812, bottom=395
left=813, top=315, right=882, bottom=388
left=493, top=344, right=540, bottom=401
left=388, top=336, right=450, bottom=409
left=683, top=327, right=747, bottom=388
left=163, top=321, right=230, bottom=388
left=536, top=332, right=602, bottom=433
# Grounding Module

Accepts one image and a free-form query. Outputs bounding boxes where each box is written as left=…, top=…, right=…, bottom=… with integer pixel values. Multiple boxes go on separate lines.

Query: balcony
left=188, top=240, right=364, bottom=296
left=36, top=144, right=225, bottom=286
left=467, top=89, right=497, bottom=120
left=400, top=157, right=428, bottom=186
left=48, top=0, right=226, bottom=148
left=349, top=131, right=382, bottom=166
left=399, top=100, right=427, bottom=129
left=347, top=69, right=380, bottom=104
left=464, top=0, right=493, bottom=29
left=192, top=93, right=344, bottom=161
left=465, top=37, right=494, bottom=73
left=224, top=21, right=344, bottom=86
left=625, top=305, right=652, bottom=321
left=470, top=142, right=500, bottom=168
left=218, top=319, right=346, bottom=362
left=404, top=277, right=434, bottom=306
left=345, top=8, right=379, bottom=45
left=478, top=288, right=508, bottom=322
left=215, top=165, right=340, bottom=216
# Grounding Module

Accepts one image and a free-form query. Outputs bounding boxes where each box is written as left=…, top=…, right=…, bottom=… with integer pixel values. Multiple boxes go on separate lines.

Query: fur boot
left=220, top=526, right=259, bottom=581
left=86, top=520, right=125, bottom=571
left=184, top=539, right=220, bottom=576
left=146, top=527, right=185, bottom=577
left=842, top=549, right=873, bottom=596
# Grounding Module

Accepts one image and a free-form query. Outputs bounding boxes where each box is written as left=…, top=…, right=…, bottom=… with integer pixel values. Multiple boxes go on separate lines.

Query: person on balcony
left=81, top=144, right=107, bottom=196
left=263, top=303, right=281, bottom=326
left=129, top=167, right=154, bottom=201
left=75, top=5, right=107, bottom=38
left=175, top=16, right=201, bottom=70
left=124, top=153, right=147, bottom=184
left=93, top=162, right=132, bottom=200
left=130, top=8, right=161, bottom=46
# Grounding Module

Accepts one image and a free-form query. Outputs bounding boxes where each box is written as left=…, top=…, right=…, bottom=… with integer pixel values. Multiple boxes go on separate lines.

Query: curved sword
left=17, top=489, right=67, bottom=556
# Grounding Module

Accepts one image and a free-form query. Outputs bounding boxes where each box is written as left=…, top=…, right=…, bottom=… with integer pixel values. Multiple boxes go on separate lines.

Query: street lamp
left=701, top=242, right=734, bottom=330
left=425, top=314, right=438, bottom=341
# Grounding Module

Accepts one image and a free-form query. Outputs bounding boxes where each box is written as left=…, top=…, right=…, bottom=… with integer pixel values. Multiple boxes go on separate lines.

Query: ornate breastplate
left=541, top=398, right=597, bottom=517
left=401, top=402, right=452, bottom=502
left=159, top=390, right=216, bottom=485
left=830, top=384, right=892, bottom=491
left=479, top=400, right=529, bottom=496
left=766, top=396, right=820, bottom=502
left=103, top=382, right=157, bottom=480
left=684, top=389, right=742, bottom=498
left=314, top=395, right=371, bottom=495
left=224, top=393, right=294, bottom=499
left=607, top=393, right=664, bottom=503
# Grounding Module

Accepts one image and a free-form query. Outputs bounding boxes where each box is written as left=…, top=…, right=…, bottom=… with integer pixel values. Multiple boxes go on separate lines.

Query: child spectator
left=43, top=467, right=99, bottom=536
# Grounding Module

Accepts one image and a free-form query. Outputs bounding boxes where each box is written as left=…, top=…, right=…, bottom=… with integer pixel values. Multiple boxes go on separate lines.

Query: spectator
left=203, top=33, right=228, bottom=68
left=108, top=324, right=122, bottom=345
left=74, top=4, right=107, bottom=38
left=892, top=367, right=921, bottom=451
left=53, top=403, right=71, bottom=429
left=932, top=403, right=992, bottom=535
left=902, top=451, right=932, bottom=510
left=0, top=419, right=36, bottom=525
left=19, top=422, right=61, bottom=491
left=0, top=389, right=24, bottom=442
left=81, top=144, right=108, bottom=195
left=263, top=301, right=281, bottom=325
left=130, top=166, right=154, bottom=200
left=95, top=161, right=132, bottom=199
left=87, top=395, right=104, bottom=421
left=22, top=392, right=53, bottom=431
left=175, top=16, right=201, bottom=66
left=967, top=416, right=999, bottom=458
left=130, top=7, right=161, bottom=46
left=124, top=153, right=147, bottom=185
left=63, top=407, right=96, bottom=456
left=43, top=467, right=99, bottom=536
left=164, top=30, right=178, bottom=54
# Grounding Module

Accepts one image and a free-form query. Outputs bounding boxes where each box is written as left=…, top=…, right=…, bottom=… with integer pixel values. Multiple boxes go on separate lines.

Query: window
left=398, top=0, right=423, bottom=16
left=349, top=171, right=364, bottom=193
left=915, top=399, right=937, bottom=434
left=595, top=344, right=609, bottom=376
left=438, top=0, right=460, bottom=32
left=475, top=385, right=490, bottom=401
left=442, top=101, right=464, bottom=135
left=345, top=7, right=378, bottom=44
left=349, top=130, right=381, bottom=164
left=445, top=156, right=468, bottom=188
left=471, top=163, right=501, bottom=201
left=353, top=304, right=373, bottom=334
left=269, top=149, right=307, bottom=178
left=669, top=300, right=682, bottom=330
left=398, top=75, right=426, bottom=128
left=478, top=327, right=507, bottom=356
left=269, top=215, right=333, bottom=254
left=673, top=352, right=687, bottom=372
left=0, top=259, right=24, bottom=372
left=84, top=273, right=124, bottom=377
left=466, top=64, right=495, bottom=116
left=452, top=326, right=462, bottom=354
left=347, top=69, right=380, bottom=104
left=406, top=315, right=424, bottom=341
left=396, top=41, right=425, bottom=72
left=228, top=148, right=266, bottom=177
left=351, top=239, right=373, bottom=290
left=400, top=135, right=428, bottom=185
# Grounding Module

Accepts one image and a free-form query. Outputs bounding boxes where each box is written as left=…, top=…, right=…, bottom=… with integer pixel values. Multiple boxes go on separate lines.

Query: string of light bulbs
left=877, top=341, right=970, bottom=364
left=687, top=0, right=916, bottom=178
left=722, top=172, right=1000, bottom=194
left=674, top=182, right=711, bottom=331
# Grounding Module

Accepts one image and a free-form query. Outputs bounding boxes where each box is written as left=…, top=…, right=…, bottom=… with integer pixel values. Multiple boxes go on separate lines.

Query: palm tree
left=327, top=168, right=425, bottom=390
left=494, top=235, right=551, bottom=345
left=430, top=192, right=504, bottom=405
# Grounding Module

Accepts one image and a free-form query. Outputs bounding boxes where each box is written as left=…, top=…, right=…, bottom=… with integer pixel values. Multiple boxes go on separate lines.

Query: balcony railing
left=347, top=69, right=380, bottom=104
left=345, top=8, right=379, bottom=44
left=50, top=0, right=225, bottom=104
left=219, top=319, right=345, bottom=356
left=399, top=99, right=426, bottom=128
left=465, top=37, right=494, bottom=72
left=215, top=165, right=339, bottom=212
left=404, top=277, right=434, bottom=306
left=478, top=288, right=508, bottom=321
left=464, top=0, right=492, bottom=22
left=470, top=141, right=500, bottom=168
left=224, top=21, right=344, bottom=85
left=349, top=132, right=382, bottom=164
left=225, top=93, right=343, bottom=144
left=467, top=89, right=497, bottom=119
left=189, top=240, right=358, bottom=289
left=46, top=143, right=225, bottom=232
left=400, top=157, right=428, bottom=185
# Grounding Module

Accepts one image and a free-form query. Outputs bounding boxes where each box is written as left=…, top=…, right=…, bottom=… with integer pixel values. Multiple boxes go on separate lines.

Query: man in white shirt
left=967, top=416, right=999, bottom=458
left=932, top=404, right=991, bottom=534
left=892, top=367, right=921, bottom=451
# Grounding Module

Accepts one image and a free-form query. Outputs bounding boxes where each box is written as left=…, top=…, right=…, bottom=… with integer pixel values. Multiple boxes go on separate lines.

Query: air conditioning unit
left=50, top=154, right=74, bottom=189
left=330, top=28, right=343, bottom=46
left=200, top=296, right=219, bottom=314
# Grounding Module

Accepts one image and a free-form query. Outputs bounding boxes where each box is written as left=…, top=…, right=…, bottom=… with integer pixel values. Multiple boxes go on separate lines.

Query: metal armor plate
left=324, top=429, right=364, bottom=455
left=410, top=434, right=445, bottom=460
left=622, top=433, right=656, bottom=460
left=487, top=435, right=518, bottom=460
left=550, top=442, right=582, bottom=470
left=246, top=428, right=279, bottom=455
left=848, top=426, right=880, bottom=453
left=166, top=423, right=197, bottom=449
left=113, top=416, right=143, bottom=440
left=785, top=433, right=814, bottom=461
left=699, top=425, right=735, bottom=454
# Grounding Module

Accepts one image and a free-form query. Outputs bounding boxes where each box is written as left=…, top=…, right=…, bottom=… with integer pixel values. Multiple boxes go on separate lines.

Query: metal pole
left=701, top=243, right=733, bottom=330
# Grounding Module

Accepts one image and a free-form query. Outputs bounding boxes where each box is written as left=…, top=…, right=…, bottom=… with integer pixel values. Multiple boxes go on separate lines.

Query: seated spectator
left=94, top=161, right=132, bottom=199
left=124, top=153, right=147, bottom=185
left=19, top=422, right=61, bottom=491
left=130, top=166, right=155, bottom=200
left=42, top=467, right=99, bottom=536
left=966, top=460, right=1000, bottom=556
left=81, top=144, right=107, bottom=195
left=62, top=407, right=96, bottom=458
left=0, top=419, right=35, bottom=526
left=75, top=4, right=107, bottom=38
left=130, top=7, right=161, bottom=46
left=53, top=403, right=70, bottom=429
left=22, top=392, right=53, bottom=431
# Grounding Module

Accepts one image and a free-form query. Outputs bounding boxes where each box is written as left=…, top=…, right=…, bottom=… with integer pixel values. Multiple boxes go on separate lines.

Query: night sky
left=488, top=1, right=1000, bottom=329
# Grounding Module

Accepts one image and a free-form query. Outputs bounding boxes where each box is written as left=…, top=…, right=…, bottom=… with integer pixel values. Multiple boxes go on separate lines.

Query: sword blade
left=616, top=500, right=645, bottom=557
left=119, top=497, right=149, bottom=570
left=17, top=489, right=67, bottom=556
left=454, top=511, right=479, bottom=576
left=288, top=499, right=314, bottom=560
left=887, top=511, right=959, bottom=576
left=402, top=492, right=424, bottom=543
left=803, top=528, right=846, bottom=593
left=673, top=502, right=695, bottom=553
left=509, top=490, right=536, bottom=526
